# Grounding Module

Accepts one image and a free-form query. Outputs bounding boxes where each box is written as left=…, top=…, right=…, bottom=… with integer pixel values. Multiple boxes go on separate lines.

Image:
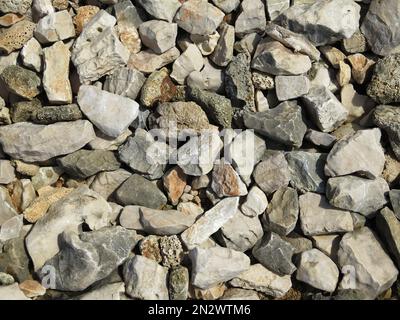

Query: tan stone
left=336, top=61, right=351, bottom=87
left=128, top=47, right=180, bottom=74
left=192, top=283, right=227, bottom=300
left=347, top=53, right=375, bottom=84
left=0, top=20, right=35, bottom=54
left=19, top=280, right=46, bottom=298
left=383, top=151, right=400, bottom=187
left=12, top=160, right=40, bottom=177
left=0, top=13, right=24, bottom=27
left=73, top=5, right=100, bottom=35
left=52, top=0, right=68, bottom=10
left=320, top=46, right=346, bottom=69
left=163, top=167, right=187, bottom=205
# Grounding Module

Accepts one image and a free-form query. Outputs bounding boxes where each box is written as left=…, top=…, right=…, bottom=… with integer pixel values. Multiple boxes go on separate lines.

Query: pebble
left=140, top=68, right=176, bottom=108
left=0, top=272, right=15, bottom=286
left=0, top=20, right=36, bottom=54
left=35, top=10, right=75, bottom=44
left=19, top=280, right=46, bottom=298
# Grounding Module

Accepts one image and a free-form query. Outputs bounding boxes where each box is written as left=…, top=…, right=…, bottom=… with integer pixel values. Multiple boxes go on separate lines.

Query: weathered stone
left=0, top=120, right=96, bottom=162
left=128, top=47, right=180, bottom=74
left=281, top=233, right=313, bottom=255
left=20, top=38, right=42, bottom=72
left=341, top=84, right=375, bottom=122
left=376, top=207, right=400, bottom=267
left=160, top=235, right=183, bottom=268
left=171, top=44, right=204, bottom=85
left=342, top=29, right=368, bottom=54
left=234, top=33, right=262, bottom=56
left=169, top=266, right=189, bottom=300
left=211, top=162, right=247, bottom=197
left=210, top=23, right=234, bottom=67
left=31, top=166, right=63, bottom=190
left=0, top=20, right=35, bottom=54
left=0, top=0, right=32, bottom=14
left=235, top=0, right=266, bottom=38
left=119, top=205, right=145, bottom=231
left=347, top=53, right=375, bottom=85
left=139, top=20, right=178, bottom=54
left=138, top=0, right=181, bottom=23
left=308, top=61, right=339, bottom=92
left=187, top=59, right=224, bottom=92
left=10, top=99, right=42, bottom=123
left=241, top=186, right=268, bottom=217
left=275, top=75, right=310, bottom=101
left=88, top=129, right=132, bottom=151
left=0, top=160, right=16, bottom=185
left=1, top=65, right=41, bottom=100
left=31, top=104, right=82, bottom=124
left=311, top=234, right=340, bottom=260
left=89, top=169, right=131, bottom=201
left=35, top=10, right=75, bottom=44
left=0, top=272, right=14, bottom=286
left=140, top=68, right=176, bottom=108
left=211, top=0, right=240, bottom=13
left=18, top=280, right=46, bottom=298
left=103, top=67, right=145, bottom=101
left=73, top=5, right=100, bottom=35
left=163, top=167, right=187, bottom=205
left=389, top=190, right=400, bottom=220
left=191, top=31, right=220, bottom=56
left=336, top=61, right=352, bottom=87
left=192, top=283, right=227, bottom=300
left=0, top=214, right=23, bottom=242
left=139, top=235, right=162, bottom=263
left=320, top=46, right=346, bottom=68
left=114, top=1, right=144, bottom=30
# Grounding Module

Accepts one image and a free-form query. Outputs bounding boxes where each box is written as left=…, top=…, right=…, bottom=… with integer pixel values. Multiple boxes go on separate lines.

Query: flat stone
left=338, top=227, right=398, bottom=299
left=31, top=104, right=82, bottom=125
left=325, top=128, right=385, bottom=179
left=137, top=0, right=181, bottom=23
left=311, top=235, right=340, bottom=260
left=241, top=186, right=268, bottom=217
left=171, top=44, right=204, bottom=85
left=119, top=205, right=145, bottom=231
left=1, top=65, right=41, bottom=100
left=88, top=129, right=132, bottom=151
left=189, top=246, right=250, bottom=290
left=140, top=68, right=176, bottom=108
left=0, top=0, right=32, bottom=14
left=210, top=23, right=234, bottom=67
left=275, top=75, right=310, bottom=101
left=169, top=266, right=189, bottom=300
left=35, top=10, right=75, bottom=44
left=0, top=284, right=30, bottom=300
left=282, top=232, right=313, bottom=254
left=341, top=84, right=375, bottom=122
left=376, top=207, right=400, bottom=268
left=326, top=176, right=389, bottom=218
left=252, top=232, right=296, bottom=276
left=89, top=169, right=131, bottom=201
left=77, top=85, right=139, bottom=138
left=181, top=197, right=239, bottom=250
left=103, top=67, right=146, bottom=100
left=163, top=167, right=187, bottom=205
left=0, top=120, right=96, bottom=162
left=320, top=46, right=346, bottom=68
left=299, top=192, right=354, bottom=236
left=139, top=20, right=178, bottom=54
left=235, top=0, right=266, bottom=38
left=301, top=86, right=348, bottom=133
left=187, top=59, right=224, bottom=92
left=0, top=20, right=36, bottom=54
left=114, top=174, right=167, bottom=208
left=128, top=47, right=180, bottom=74
left=252, top=39, right=312, bottom=75
left=0, top=160, right=16, bottom=184
left=296, top=249, right=339, bottom=292
left=20, top=38, right=43, bottom=72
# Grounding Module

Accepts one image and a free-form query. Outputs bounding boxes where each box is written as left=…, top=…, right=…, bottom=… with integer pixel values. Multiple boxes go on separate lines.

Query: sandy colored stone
left=0, top=20, right=35, bottom=54
left=163, top=167, right=187, bottom=205
left=73, top=5, right=100, bottom=35
left=19, top=280, right=46, bottom=298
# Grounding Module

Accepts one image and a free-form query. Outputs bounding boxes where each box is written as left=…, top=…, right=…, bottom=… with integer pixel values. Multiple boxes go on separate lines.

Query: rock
left=286, top=151, right=327, bottom=194
left=42, top=41, right=72, bottom=104
left=218, top=209, right=263, bottom=252
left=389, top=190, right=400, bottom=220
left=253, top=151, right=291, bottom=195
left=103, top=67, right=146, bottom=101
left=234, top=33, right=262, bottom=56
left=301, top=86, right=348, bottom=133
left=342, top=29, right=368, bottom=54
left=382, top=152, right=400, bottom=187
left=347, top=53, right=375, bottom=85
left=0, top=20, right=36, bottom=54
left=341, top=84, right=375, bottom=122
left=325, top=128, right=385, bottom=179
left=225, top=53, right=255, bottom=111
left=275, top=75, right=310, bottom=101
left=221, top=288, right=260, bottom=300
left=376, top=207, right=400, bottom=267
left=336, top=61, right=352, bottom=87
left=73, top=5, right=100, bottom=35
left=88, top=129, right=132, bottom=151
left=35, top=10, right=75, bottom=44
left=128, top=47, right=180, bottom=74
left=210, top=23, right=234, bottom=67
left=115, top=3, right=141, bottom=54
left=115, top=174, right=167, bottom=208
left=276, top=0, right=360, bottom=46
left=187, top=86, right=233, bottom=128
left=124, top=255, right=169, bottom=300
left=26, top=186, right=112, bottom=270
left=244, top=101, right=307, bottom=148
left=211, top=162, right=247, bottom=197
left=90, top=169, right=131, bottom=201
left=367, top=53, right=400, bottom=104
left=77, top=85, right=139, bottom=138
left=0, top=272, right=14, bottom=286
left=255, top=91, right=269, bottom=112
left=189, top=246, right=250, bottom=290
left=171, top=44, right=204, bottom=85
left=265, top=0, right=290, bottom=20
left=177, top=132, right=223, bottom=176
left=235, top=0, right=266, bottom=38
left=137, top=0, right=181, bottom=23
left=311, top=235, right=340, bottom=260
left=140, top=68, right=176, bottom=108
left=19, top=280, right=46, bottom=298
left=175, top=0, right=224, bottom=35
left=114, top=1, right=144, bottom=30
left=192, top=283, right=227, bottom=300
left=1, top=65, right=41, bottom=100
left=160, top=235, right=183, bottom=268
left=0, top=120, right=96, bottom=162
left=252, top=232, right=296, bottom=276
left=338, top=227, right=398, bottom=299
left=119, top=206, right=145, bottom=231
left=169, top=266, right=189, bottom=300
left=31, top=104, right=82, bottom=124
left=266, top=187, right=299, bottom=236
left=241, top=186, right=268, bottom=217
left=0, top=106, right=11, bottom=125
left=0, top=160, right=16, bottom=184
left=252, top=39, right=312, bottom=75
left=299, top=192, right=354, bottom=236
left=0, top=284, right=30, bottom=300
left=78, top=282, right=125, bottom=300
left=296, top=249, right=339, bottom=292
left=361, top=0, right=400, bottom=56
left=187, top=59, right=224, bottom=92
left=0, top=13, right=24, bottom=27
left=181, top=197, right=239, bottom=250
left=20, top=38, right=43, bottom=72
left=191, top=31, right=220, bottom=56
left=308, top=61, right=339, bottom=92
left=0, top=214, right=23, bottom=242
left=0, top=0, right=32, bottom=14
left=31, top=166, right=63, bottom=190
left=163, top=167, right=187, bottom=205
left=326, top=176, right=389, bottom=218
left=282, top=233, right=313, bottom=254
left=320, top=46, right=346, bottom=68
left=10, top=99, right=42, bottom=123
left=211, top=0, right=240, bottom=13
left=139, top=20, right=178, bottom=54
left=230, top=264, right=292, bottom=298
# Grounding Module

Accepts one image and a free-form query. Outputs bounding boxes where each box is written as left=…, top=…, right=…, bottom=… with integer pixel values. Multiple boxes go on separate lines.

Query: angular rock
left=20, top=38, right=42, bottom=72
left=210, top=23, right=234, bottom=67
left=171, top=44, right=204, bottom=85
left=0, top=214, right=23, bottom=242
left=140, top=68, right=176, bottom=108
left=35, top=10, right=75, bottom=44
left=342, top=29, right=367, bottom=54
left=336, top=61, right=352, bottom=87
left=235, top=0, right=266, bottom=38
left=115, top=4, right=141, bottom=54
left=341, top=84, right=375, bottom=122
left=211, top=0, right=240, bottom=13
left=275, top=75, right=310, bottom=101
left=211, top=162, right=247, bottom=197
left=31, top=104, right=82, bottom=125
left=376, top=207, right=400, bottom=268
left=119, top=205, right=145, bottom=231
left=31, top=166, right=63, bottom=190
left=320, top=45, right=346, bottom=68
left=348, top=53, right=375, bottom=85
left=103, top=67, right=146, bottom=100
left=311, top=235, right=340, bottom=260
left=163, top=167, right=187, bottom=205
left=88, top=129, right=132, bottom=151
left=0, top=0, right=32, bottom=14
left=241, top=186, right=268, bottom=217
left=0, top=160, right=16, bottom=185
left=10, top=99, right=42, bottom=123
left=128, top=47, right=180, bottom=74
left=139, top=20, right=178, bottom=54
left=73, top=5, right=100, bottom=35
left=169, top=266, right=189, bottom=300
left=187, top=59, right=224, bottom=92
left=137, top=0, right=181, bottom=23
left=0, top=20, right=36, bottom=54
left=389, top=190, right=400, bottom=220
left=1, top=65, right=41, bottom=100
left=89, top=169, right=131, bottom=201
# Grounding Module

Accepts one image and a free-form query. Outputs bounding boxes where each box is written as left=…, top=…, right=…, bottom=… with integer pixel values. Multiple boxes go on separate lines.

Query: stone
left=140, top=68, right=176, bottom=108
left=326, top=176, right=389, bottom=218
left=19, top=280, right=46, bottom=298
left=189, top=246, right=250, bottom=289
left=221, top=288, right=260, bottom=300
left=282, top=233, right=313, bottom=254
left=325, top=128, right=385, bottom=179
left=0, top=215, right=23, bottom=242
left=230, top=264, right=292, bottom=298
left=0, top=13, right=24, bottom=27
left=88, top=129, right=132, bottom=151
left=192, top=283, right=227, bottom=300
left=296, top=249, right=339, bottom=292
left=115, top=174, right=167, bottom=208
left=367, top=53, right=400, bottom=104
left=276, top=0, right=360, bottom=46
left=0, top=0, right=32, bottom=14
left=218, top=209, right=263, bottom=252
left=255, top=91, right=269, bottom=112
left=114, top=1, right=144, bottom=30
left=20, top=38, right=43, bottom=72
left=137, top=0, right=181, bottom=23
left=119, top=206, right=145, bottom=231
left=163, top=167, right=187, bottom=205
left=265, top=0, right=290, bottom=20
left=235, top=0, right=266, bottom=38
left=191, top=31, right=220, bottom=56
left=115, top=6, right=141, bottom=54
left=241, top=186, right=268, bottom=217
left=26, top=186, right=112, bottom=270
left=347, top=53, right=375, bottom=85
left=336, top=61, right=352, bottom=87
left=175, top=0, right=224, bottom=35
left=31, top=166, right=63, bottom=190
left=244, top=101, right=307, bottom=148
left=286, top=151, right=327, bottom=194
left=341, top=84, right=375, bottom=122
left=0, top=20, right=35, bottom=54
left=187, top=59, right=224, bottom=92
left=181, top=197, right=239, bottom=250
left=128, top=47, right=180, bottom=74
left=342, top=30, right=368, bottom=54
left=311, top=235, right=340, bottom=260
left=275, top=75, right=310, bottom=101
left=301, top=86, right=348, bottom=133
left=252, top=39, right=312, bottom=75
left=225, top=53, right=255, bottom=111
left=211, top=0, right=240, bottom=13
left=35, top=10, right=75, bottom=44
left=389, top=190, right=400, bottom=220
left=177, top=132, right=223, bottom=177
left=0, top=160, right=16, bottom=184
left=210, top=23, right=234, bottom=67
left=0, top=284, right=30, bottom=300
left=139, top=20, right=178, bottom=54
left=211, top=162, right=247, bottom=197
left=382, top=152, right=400, bottom=187
left=0, top=120, right=96, bottom=162
left=31, top=104, right=82, bottom=124
left=187, top=86, right=233, bottom=128
left=10, top=99, right=42, bottom=123
left=77, top=85, right=139, bottom=138
left=169, top=266, right=189, bottom=300
left=104, top=67, right=145, bottom=101
left=90, top=169, right=131, bottom=201
left=0, top=106, right=11, bottom=125
left=42, top=41, right=72, bottom=104
left=78, top=282, right=125, bottom=300
left=252, top=232, right=296, bottom=276
left=0, top=272, right=14, bottom=286
left=234, top=33, right=262, bottom=56
left=160, top=235, right=183, bottom=268
left=253, top=151, right=291, bottom=195
left=171, top=44, right=204, bottom=85
left=376, top=207, right=400, bottom=267
left=308, top=61, right=339, bottom=92
left=124, top=255, right=169, bottom=300
left=39, top=227, right=137, bottom=291
left=320, top=46, right=346, bottom=68
left=1, top=65, right=41, bottom=100
left=361, top=0, right=400, bottom=56
left=299, top=192, right=354, bottom=236
left=338, top=227, right=398, bottom=299
left=73, top=5, right=100, bottom=35
left=266, top=187, right=299, bottom=236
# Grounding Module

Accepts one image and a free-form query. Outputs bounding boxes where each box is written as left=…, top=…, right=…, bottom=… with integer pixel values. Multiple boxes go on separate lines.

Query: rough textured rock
left=140, top=68, right=176, bottom=108
left=35, top=10, right=75, bottom=44
left=139, top=20, right=178, bottom=54
left=160, top=235, right=184, bottom=268
left=241, top=186, right=268, bottom=217
left=376, top=207, right=400, bottom=267
left=1, top=65, right=41, bottom=100
left=0, top=20, right=36, bottom=54
left=235, top=0, right=266, bottom=38
left=0, top=0, right=32, bottom=14
left=104, top=67, right=146, bottom=100
left=171, top=44, right=204, bottom=85
left=210, top=23, right=234, bottom=67
left=20, top=38, right=42, bottom=73
left=10, top=99, right=42, bottom=123
left=163, top=167, right=187, bottom=205
left=169, top=266, right=189, bottom=300
left=187, top=59, right=224, bottom=92
left=211, top=162, right=247, bottom=197
left=31, top=104, right=82, bottom=125
left=389, top=190, right=400, bottom=220
left=128, top=47, right=180, bottom=74
left=0, top=160, right=16, bottom=185
left=137, top=0, right=181, bottom=23
left=341, top=84, right=375, bottom=122
left=89, top=169, right=131, bottom=201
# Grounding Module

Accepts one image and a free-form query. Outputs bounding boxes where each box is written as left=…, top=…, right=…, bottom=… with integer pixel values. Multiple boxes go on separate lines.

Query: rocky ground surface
left=0, top=0, right=400, bottom=301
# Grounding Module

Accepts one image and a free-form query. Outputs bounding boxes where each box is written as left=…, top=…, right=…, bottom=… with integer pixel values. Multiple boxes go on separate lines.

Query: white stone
left=241, top=186, right=268, bottom=217
left=128, top=47, right=181, bottom=74
left=255, top=91, right=269, bottom=112
left=31, top=166, right=63, bottom=190
left=119, top=205, right=145, bottom=231
left=235, top=0, right=266, bottom=38
left=32, top=0, right=54, bottom=20
left=211, top=0, right=240, bottom=13
left=0, top=214, right=23, bottom=242
left=311, top=234, right=340, bottom=259
left=34, top=10, right=75, bottom=44
left=0, top=160, right=16, bottom=184
left=171, top=44, right=204, bottom=85
left=20, top=38, right=42, bottom=72
left=275, top=75, right=310, bottom=101
left=266, top=0, right=290, bottom=20
left=139, top=20, right=178, bottom=54
left=191, top=31, right=220, bottom=56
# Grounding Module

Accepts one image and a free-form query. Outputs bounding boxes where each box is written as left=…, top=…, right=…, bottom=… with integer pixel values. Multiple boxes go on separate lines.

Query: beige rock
left=171, top=44, right=204, bottom=84
left=383, top=151, right=400, bottom=186
left=35, top=10, right=76, bottom=44
left=347, top=53, right=375, bottom=85
left=20, top=38, right=43, bottom=72
left=0, top=20, right=36, bottom=54
left=163, top=167, right=187, bottom=205
left=0, top=13, right=25, bottom=27
left=336, top=61, right=351, bottom=87
left=19, top=280, right=46, bottom=298
left=128, top=47, right=180, bottom=74
left=340, top=84, right=375, bottom=122
left=73, top=5, right=100, bottom=35
left=12, top=160, right=39, bottom=176
left=193, top=283, right=227, bottom=300
left=320, top=46, right=346, bottom=68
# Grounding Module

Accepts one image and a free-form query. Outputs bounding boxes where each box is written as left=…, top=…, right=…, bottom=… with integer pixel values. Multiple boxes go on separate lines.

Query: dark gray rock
left=304, top=129, right=336, bottom=149
left=31, top=104, right=82, bottom=124
left=10, top=99, right=42, bottom=123
left=376, top=207, right=400, bottom=268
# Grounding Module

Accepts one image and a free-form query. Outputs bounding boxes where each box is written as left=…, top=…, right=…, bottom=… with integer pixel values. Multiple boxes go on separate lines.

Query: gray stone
left=20, top=38, right=43, bottom=72
left=139, top=20, right=178, bottom=54
left=137, top=0, right=181, bottom=23
left=210, top=23, right=235, bottom=67
left=234, top=33, right=262, bottom=56
left=171, top=44, right=204, bottom=85
left=1, top=65, right=41, bottom=100
left=88, top=129, right=132, bottom=151
left=31, top=166, right=63, bottom=190
left=281, top=232, right=313, bottom=254
left=0, top=0, right=32, bottom=14
left=252, top=232, right=296, bottom=276
left=0, top=214, right=23, bottom=242
left=0, top=272, right=14, bottom=286
left=241, top=186, right=268, bottom=217
left=32, top=0, right=54, bottom=20
left=0, top=160, right=16, bottom=185
left=114, top=174, right=167, bottom=208
left=191, top=32, right=220, bottom=56
left=308, top=61, right=339, bottom=92
left=376, top=207, right=400, bottom=268
left=189, top=246, right=250, bottom=289
left=90, top=169, right=131, bottom=201
left=326, top=176, right=389, bottom=218
left=35, top=10, right=75, bottom=44
left=128, top=47, right=180, bottom=74
left=187, top=59, right=225, bottom=92
left=78, top=282, right=125, bottom=300
left=31, top=104, right=82, bottom=125
left=389, top=190, right=400, bottom=220
left=169, top=266, right=189, bottom=300
left=211, top=0, right=240, bottom=13
left=342, top=30, right=368, bottom=54
left=103, top=67, right=146, bottom=100
left=119, top=206, right=145, bottom=231
left=0, top=120, right=96, bottom=162
left=235, top=0, right=266, bottom=38
left=275, top=75, right=310, bottom=101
